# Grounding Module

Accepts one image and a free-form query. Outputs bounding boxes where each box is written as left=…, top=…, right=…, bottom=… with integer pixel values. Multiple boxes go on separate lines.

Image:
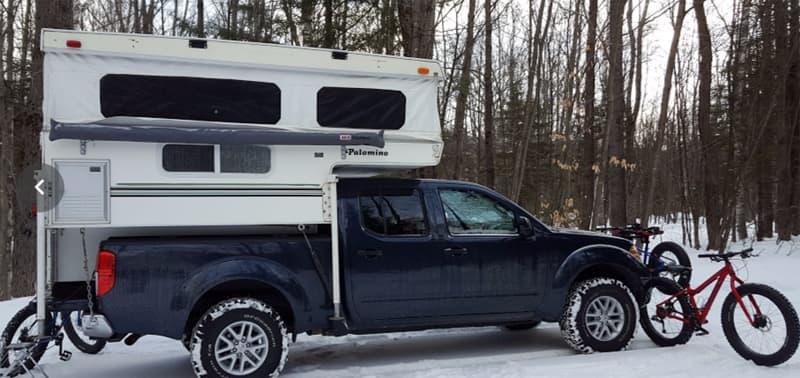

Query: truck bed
left=97, top=233, right=334, bottom=339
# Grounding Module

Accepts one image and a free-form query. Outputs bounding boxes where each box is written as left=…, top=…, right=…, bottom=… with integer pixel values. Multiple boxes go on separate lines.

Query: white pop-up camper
left=33, top=29, right=442, bottom=337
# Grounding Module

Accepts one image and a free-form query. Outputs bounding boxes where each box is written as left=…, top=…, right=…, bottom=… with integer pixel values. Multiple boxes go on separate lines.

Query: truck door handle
left=444, top=247, right=469, bottom=256
left=357, top=249, right=383, bottom=260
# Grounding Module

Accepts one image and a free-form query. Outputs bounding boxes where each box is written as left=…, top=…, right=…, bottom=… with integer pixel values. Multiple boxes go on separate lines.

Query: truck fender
left=540, top=244, right=646, bottom=321
left=172, top=258, right=311, bottom=330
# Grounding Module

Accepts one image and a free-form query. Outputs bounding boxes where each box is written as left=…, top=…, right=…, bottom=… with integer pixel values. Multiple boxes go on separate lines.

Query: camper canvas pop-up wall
left=33, top=29, right=442, bottom=337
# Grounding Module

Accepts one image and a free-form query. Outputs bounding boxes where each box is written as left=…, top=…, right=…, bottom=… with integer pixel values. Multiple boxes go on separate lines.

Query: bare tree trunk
left=230, top=0, right=240, bottom=39
left=197, top=0, right=205, bottom=37
left=643, top=0, right=685, bottom=226
left=451, top=0, right=476, bottom=180
left=323, top=0, right=334, bottom=48
left=300, top=0, right=316, bottom=46
left=607, top=0, right=627, bottom=226
left=12, top=0, right=73, bottom=296
left=283, top=0, right=300, bottom=45
left=790, top=0, right=800, bottom=236
left=398, top=0, right=435, bottom=178
left=133, top=0, right=141, bottom=33
left=579, top=0, right=598, bottom=229
left=398, top=0, right=435, bottom=59
left=511, top=0, right=553, bottom=201
left=694, top=0, right=721, bottom=249
left=483, top=0, right=495, bottom=188
left=775, top=0, right=793, bottom=241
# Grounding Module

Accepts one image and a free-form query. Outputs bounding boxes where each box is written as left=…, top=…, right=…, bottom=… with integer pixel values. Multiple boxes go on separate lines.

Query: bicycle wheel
left=721, top=283, right=800, bottom=366
left=639, top=277, right=693, bottom=347
left=650, top=242, right=692, bottom=287
left=61, top=311, right=107, bottom=355
left=0, top=302, right=51, bottom=376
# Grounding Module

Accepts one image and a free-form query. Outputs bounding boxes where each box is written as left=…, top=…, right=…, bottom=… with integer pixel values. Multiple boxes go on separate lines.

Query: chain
left=80, top=228, right=95, bottom=318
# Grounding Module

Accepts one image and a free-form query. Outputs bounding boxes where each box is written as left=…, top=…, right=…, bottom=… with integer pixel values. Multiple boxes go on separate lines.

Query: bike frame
left=658, top=260, right=762, bottom=327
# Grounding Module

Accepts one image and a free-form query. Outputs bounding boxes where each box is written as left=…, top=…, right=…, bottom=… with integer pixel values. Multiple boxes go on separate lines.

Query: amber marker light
left=418, top=67, right=430, bottom=75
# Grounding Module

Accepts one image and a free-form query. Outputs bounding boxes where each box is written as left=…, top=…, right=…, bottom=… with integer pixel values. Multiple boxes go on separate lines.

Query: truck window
left=317, top=87, right=405, bottom=130
left=359, top=191, right=427, bottom=236
left=439, top=189, right=517, bottom=235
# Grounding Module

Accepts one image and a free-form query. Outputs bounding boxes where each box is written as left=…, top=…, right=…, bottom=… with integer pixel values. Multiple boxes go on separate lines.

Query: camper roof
left=40, top=29, right=443, bottom=79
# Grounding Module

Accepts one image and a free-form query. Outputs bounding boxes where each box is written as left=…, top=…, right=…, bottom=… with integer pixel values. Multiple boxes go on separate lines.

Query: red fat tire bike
left=640, top=248, right=799, bottom=366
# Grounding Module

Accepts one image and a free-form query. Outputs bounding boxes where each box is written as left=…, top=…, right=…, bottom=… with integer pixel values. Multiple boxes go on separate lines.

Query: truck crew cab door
left=434, top=186, right=542, bottom=316
left=342, top=183, right=449, bottom=327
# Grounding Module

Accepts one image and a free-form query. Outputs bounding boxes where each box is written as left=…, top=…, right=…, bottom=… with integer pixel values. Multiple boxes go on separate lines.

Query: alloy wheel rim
left=585, top=295, right=625, bottom=341
left=213, top=320, right=269, bottom=376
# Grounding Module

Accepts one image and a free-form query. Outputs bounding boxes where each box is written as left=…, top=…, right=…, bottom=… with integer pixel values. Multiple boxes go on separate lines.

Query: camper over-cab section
left=40, top=29, right=443, bottom=228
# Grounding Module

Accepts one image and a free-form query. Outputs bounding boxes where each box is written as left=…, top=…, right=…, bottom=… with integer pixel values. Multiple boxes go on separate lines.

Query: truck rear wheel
left=560, top=277, right=638, bottom=353
left=190, top=298, right=288, bottom=378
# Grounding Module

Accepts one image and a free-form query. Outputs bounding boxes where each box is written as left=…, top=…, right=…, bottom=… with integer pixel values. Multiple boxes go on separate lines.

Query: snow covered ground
left=2, top=223, right=799, bottom=377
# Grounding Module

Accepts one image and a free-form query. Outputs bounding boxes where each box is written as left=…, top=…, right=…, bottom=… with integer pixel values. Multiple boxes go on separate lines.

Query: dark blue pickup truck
left=91, top=178, right=645, bottom=377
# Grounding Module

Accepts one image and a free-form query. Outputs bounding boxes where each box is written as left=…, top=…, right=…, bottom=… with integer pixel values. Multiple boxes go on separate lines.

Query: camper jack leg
left=35, top=183, right=47, bottom=337
left=326, top=175, right=347, bottom=335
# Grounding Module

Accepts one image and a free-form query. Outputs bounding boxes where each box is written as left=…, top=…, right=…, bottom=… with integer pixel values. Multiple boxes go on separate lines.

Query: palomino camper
left=39, top=29, right=442, bottom=276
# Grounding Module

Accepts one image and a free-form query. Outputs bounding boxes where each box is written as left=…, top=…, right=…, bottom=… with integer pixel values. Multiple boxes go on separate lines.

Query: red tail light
left=66, top=40, right=82, bottom=48
left=96, top=250, right=116, bottom=297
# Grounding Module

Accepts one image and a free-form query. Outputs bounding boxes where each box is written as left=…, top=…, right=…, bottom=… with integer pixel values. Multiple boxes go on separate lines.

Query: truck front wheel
left=559, top=277, right=638, bottom=353
left=190, top=298, right=288, bottom=378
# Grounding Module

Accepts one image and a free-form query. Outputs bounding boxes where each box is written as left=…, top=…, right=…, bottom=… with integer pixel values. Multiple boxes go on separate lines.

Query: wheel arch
left=540, top=245, right=646, bottom=321
left=183, top=279, right=297, bottom=341
left=174, top=258, right=311, bottom=339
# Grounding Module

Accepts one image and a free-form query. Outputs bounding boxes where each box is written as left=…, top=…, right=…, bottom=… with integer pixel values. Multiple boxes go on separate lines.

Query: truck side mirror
left=518, top=216, right=535, bottom=238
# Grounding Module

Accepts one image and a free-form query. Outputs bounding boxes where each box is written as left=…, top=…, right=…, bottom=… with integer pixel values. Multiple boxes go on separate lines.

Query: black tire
left=649, top=241, right=692, bottom=287
left=182, top=332, right=193, bottom=352
left=503, top=320, right=542, bottom=331
left=61, top=311, right=107, bottom=355
left=560, top=277, right=638, bottom=353
left=190, top=298, right=289, bottom=378
left=639, top=277, right=693, bottom=347
left=0, top=302, right=51, bottom=376
left=721, top=283, right=800, bottom=366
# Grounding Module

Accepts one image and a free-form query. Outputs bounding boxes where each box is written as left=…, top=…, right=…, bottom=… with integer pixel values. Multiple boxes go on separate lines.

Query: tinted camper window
left=220, top=145, right=270, bottom=173
left=162, top=145, right=214, bottom=172
left=100, top=75, right=281, bottom=124
left=317, top=87, right=405, bottom=130
left=162, top=144, right=271, bottom=174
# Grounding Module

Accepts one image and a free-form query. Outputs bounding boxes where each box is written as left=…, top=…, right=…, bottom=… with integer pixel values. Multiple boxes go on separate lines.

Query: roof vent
left=331, top=51, right=348, bottom=60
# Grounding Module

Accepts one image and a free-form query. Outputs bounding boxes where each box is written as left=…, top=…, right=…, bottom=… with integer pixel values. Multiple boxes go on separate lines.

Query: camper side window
left=162, top=145, right=214, bottom=172
left=359, top=191, right=428, bottom=236
left=317, top=87, right=406, bottom=130
left=162, top=144, right=271, bottom=174
left=101, top=74, right=281, bottom=124
left=220, top=145, right=270, bottom=173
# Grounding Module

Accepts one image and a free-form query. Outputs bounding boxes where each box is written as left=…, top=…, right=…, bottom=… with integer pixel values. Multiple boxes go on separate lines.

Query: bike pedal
left=59, top=350, right=72, bottom=361
left=695, top=327, right=710, bottom=336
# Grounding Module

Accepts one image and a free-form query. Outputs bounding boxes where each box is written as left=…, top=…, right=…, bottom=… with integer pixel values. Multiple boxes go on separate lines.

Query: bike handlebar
left=698, top=248, right=755, bottom=261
